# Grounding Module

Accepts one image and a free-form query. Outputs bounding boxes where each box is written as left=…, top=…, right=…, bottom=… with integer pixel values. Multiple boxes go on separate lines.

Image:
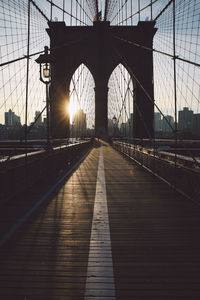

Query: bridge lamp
left=36, top=46, right=53, bottom=149
left=35, top=46, right=52, bottom=84
left=112, top=115, right=117, bottom=138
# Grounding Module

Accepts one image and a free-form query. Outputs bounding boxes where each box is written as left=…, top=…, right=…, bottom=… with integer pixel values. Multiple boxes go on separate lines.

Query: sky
left=0, top=0, right=199, bottom=128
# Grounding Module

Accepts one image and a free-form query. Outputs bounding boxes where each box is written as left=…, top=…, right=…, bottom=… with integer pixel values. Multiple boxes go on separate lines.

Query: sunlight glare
left=69, top=101, right=79, bottom=123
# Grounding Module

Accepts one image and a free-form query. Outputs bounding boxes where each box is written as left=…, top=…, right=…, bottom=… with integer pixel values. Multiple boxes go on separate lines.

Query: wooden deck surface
left=0, top=141, right=200, bottom=299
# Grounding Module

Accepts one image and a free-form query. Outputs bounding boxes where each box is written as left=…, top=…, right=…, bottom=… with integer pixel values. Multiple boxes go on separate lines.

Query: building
left=108, top=118, right=114, bottom=136
left=178, top=107, right=193, bottom=132
left=154, top=112, right=162, bottom=132
left=0, top=124, right=8, bottom=140
left=162, top=115, right=174, bottom=133
left=192, top=113, right=200, bottom=137
left=5, top=109, right=21, bottom=127
left=73, top=109, right=87, bottom=137
left=34, top=111, right=42, bottom=127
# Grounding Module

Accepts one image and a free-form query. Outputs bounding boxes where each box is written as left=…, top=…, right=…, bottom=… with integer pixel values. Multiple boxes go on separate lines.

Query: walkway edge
left=0, top=146, right=93, bottom=248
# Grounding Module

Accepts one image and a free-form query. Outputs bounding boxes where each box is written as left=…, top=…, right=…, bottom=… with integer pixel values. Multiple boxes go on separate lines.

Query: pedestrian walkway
left=0, top=141, right=200, bottom=299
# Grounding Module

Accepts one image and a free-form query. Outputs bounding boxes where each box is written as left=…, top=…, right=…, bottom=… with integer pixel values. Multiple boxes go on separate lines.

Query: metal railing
left=113, top=140, right=200, bottom=203
left=0, top=140, right=92, bottom=204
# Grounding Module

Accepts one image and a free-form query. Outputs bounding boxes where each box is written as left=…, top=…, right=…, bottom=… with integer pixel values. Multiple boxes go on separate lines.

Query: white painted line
left=85, top=145, right=116, bottom=299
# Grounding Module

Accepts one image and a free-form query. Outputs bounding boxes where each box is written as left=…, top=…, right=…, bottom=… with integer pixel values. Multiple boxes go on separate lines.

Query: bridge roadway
left=0, top=140, right=200, bottom=299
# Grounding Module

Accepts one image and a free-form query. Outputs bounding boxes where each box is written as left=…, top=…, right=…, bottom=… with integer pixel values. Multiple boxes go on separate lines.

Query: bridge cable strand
left=104, top=0, right=109, bottom=21
left=111, top=42, right=200, bottom=166
left=30, top=0, right=50, bottom=22
left=111, top=43, right=175, bottom=132
left=45, top=0, right=88, bottom=25
left=24, top=0, right=31, bottom=145
left=154, top=0, right=200, bottom=150
left=154, top=0, right=173, bottom=21
left=113, top=71, right=131, bottom=122
left=23, top=69, right=92, bottom=139
left=86, top=0, right=96, bottom=20
left=115, top=0, right=159, bottom=25
left=109, top=55, right=152, bottom=141
left=70, top=64, right=95, bottom=138
left=108, top=48, right=134, bottom=138
left=75, top=0, right=94, bottom=23
left=0, top=33, right=89, bottom=68
left=90, top=0, right=98, bottom=18
left=112, top=35, right=200, bottom=68
left=109, top=0, right=121, bottom=22
left=106, top=0, right=118, bottom=22
left=95, top=0, right=99, bottom=16
left=0, top=0, right=50, bottom=157
left=110, top=0, right=128, bottom=24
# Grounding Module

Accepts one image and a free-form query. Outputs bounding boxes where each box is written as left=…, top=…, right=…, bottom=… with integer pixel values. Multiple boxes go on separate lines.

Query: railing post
left=173, top=0, right=177, bottom=191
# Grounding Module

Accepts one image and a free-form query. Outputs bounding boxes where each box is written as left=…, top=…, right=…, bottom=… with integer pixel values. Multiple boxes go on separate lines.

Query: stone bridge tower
left=47, top=20, right=157, bottom=139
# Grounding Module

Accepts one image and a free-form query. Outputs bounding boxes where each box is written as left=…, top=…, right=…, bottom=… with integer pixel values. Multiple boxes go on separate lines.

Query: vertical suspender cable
left=83, top=0, right=85, bottom=24
left=79, top=0, right=82, bottom=25
left=104, top=0, right=108, bottom=21
left=63, top=0, right=65, bottom=21
left=76, top=0, right=78, bottom=25
left=121, top=0, right=123, bottom=24
left=173, top=0, right=177, bottom=191
left=50, top=0, right=53, bottom=20
left=131, top=0, right=133, bottom=25
left=25, top=0, right=31, bottom=144
left=125, top=0, right=127, bottom=25
left=150, top=0, right=152, bottom=20
left=70, top=0, right=73, bottom=25
left=138, top=0, right=140, bottom=22
left=95, top=0, right=99, bottom=17
left=118, top=0, right=120, bottom=24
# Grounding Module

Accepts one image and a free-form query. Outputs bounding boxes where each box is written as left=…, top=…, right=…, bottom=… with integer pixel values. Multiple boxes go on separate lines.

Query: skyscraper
left=34, top=111, right=42, bottom=126
left=73, top=109, right=86, bottom=137
left=178, top=107, right=193, bottom=132
left=5, top=109, right=21, bottom=127
left=154, top=112, right=162, bottom=132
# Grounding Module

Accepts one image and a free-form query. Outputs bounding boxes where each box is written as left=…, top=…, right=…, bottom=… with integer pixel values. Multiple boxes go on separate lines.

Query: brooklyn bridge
left=0, top=0, right=200, bottom=298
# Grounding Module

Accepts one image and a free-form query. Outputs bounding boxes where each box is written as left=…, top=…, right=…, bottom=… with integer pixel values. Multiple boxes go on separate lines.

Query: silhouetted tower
left=47, top=20, right=156, bottom=139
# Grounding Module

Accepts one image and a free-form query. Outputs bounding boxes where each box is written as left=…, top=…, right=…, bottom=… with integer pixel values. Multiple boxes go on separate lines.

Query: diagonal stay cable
left=107, top=0, right=118, bottom=22
left=110, top=0, right=128, bottom=24
left=86, top=0, right=96, bottom=19
left=0, top=34, right=89, bottom=68
left=154, top=0, right=173, bottom=21
left=116, top=0, right=159, bottom=25
left=30, top=0, right=50, bottom=22
left=111, top=43, right=175, bottom=132
left=112, top=44, right=200, bottom=166
left=75, top=0, right=93, bottom=23
left=104, top=0, right=109, bottom=21
left=95, top=0, right=99, bottom=16
left=112, top=34, right=200, bottom=68
left=45, top=0, right=88, bottom=25
left=112, top=70, right=131, bottom=122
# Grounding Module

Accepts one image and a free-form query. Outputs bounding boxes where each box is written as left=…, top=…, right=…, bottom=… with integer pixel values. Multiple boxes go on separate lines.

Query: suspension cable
left=0, top=34, right=89, bottom=68
left=112, top=44, right=175, bottom=132
left=30, top=0, right=50, bottom=22
left=112, top=35, right=200, bottom=68
left=45, top=0, right=88, bottom=25
left=116, top=0, right=158, bottom=25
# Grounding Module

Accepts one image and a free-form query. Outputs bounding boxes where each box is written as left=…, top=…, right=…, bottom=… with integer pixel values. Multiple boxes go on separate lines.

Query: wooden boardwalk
left=0, top=141, right=200, bottom=299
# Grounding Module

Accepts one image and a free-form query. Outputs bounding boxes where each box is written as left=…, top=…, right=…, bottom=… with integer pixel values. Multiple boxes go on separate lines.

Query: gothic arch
left=48, top=20, right=156, bottom=138
left=69, top=63, right=95, bottom=135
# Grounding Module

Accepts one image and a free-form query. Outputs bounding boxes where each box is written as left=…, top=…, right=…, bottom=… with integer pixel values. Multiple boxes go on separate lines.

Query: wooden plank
left=0, top=141, right=200, bottom=298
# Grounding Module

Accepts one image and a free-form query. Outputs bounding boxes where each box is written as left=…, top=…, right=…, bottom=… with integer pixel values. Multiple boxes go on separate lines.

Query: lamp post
left=72, top=120, right=75, bottom=143
left=112, top=115, right=117, bottom=138
left=35, top=46, right=53, bottom=150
